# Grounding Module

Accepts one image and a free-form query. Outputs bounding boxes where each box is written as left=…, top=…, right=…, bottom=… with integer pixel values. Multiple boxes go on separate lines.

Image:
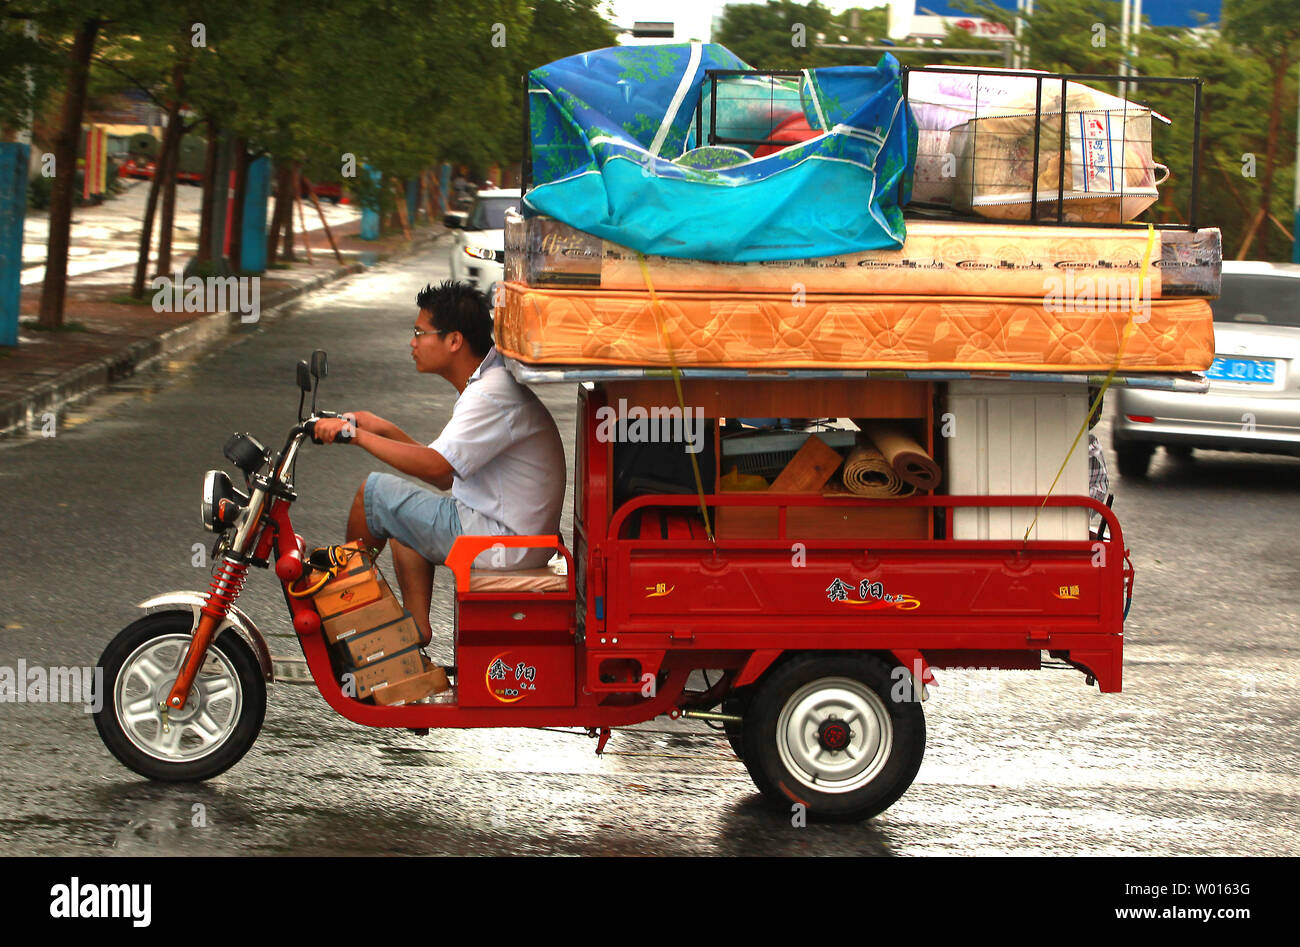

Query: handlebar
left=303, top=411, right=354, bottom=445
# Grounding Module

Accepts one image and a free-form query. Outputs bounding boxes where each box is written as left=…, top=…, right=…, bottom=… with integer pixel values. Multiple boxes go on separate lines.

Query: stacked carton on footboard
left=304, top=542, right=449, bottom=704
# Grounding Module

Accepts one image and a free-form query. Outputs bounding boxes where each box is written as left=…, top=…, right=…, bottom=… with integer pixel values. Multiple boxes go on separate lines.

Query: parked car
left=300, top=178, right=342, bottom=204
left=115, top=153, right=202, bottom=185
left=1112, top=261, right=1300, bottom=477
left=446, top=187, right=521, bottom=301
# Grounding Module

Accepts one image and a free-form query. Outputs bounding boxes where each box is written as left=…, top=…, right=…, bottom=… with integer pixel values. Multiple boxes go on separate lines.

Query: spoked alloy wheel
left=94, top=611, right=266, bottom=781
left=742, top=654, right=925, bottom=822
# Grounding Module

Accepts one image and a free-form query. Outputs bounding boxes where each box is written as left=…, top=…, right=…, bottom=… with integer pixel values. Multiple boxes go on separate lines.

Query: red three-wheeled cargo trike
left=93, top=351, right=1132, bottom=821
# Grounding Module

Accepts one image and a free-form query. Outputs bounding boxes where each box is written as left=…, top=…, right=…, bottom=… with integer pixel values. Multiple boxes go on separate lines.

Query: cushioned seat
left=467, top=565, right=568, bottom=593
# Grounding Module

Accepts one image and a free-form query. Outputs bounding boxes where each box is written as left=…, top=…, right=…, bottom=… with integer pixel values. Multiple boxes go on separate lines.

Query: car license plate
left=1207, top=357, right=1276, bottom=384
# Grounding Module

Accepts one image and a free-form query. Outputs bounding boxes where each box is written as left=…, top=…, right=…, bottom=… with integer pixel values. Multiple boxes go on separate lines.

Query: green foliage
left=28, top=170, right=53, bottom=210
left=715, top=0, right=837, bottom=69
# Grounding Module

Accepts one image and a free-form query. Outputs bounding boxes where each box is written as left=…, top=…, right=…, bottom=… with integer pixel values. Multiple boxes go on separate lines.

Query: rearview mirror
left=310, top=350, right=328, bottom=378
left=296, top=360, right=312, bottom=391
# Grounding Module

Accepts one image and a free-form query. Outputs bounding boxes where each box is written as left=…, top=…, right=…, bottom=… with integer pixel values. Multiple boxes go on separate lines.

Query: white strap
left=803, top=69, right=828, bottom=132
left=649, top=41, right=703, bottom=158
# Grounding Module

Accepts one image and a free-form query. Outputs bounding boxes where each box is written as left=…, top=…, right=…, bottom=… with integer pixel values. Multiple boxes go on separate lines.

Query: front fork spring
left=203, top=556, right=249, bottom=619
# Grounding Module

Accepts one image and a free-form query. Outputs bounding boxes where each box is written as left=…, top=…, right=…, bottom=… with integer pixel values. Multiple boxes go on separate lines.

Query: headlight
left=463, top=245, right=498, bottom=262
left=201, top=470, right=248, bottom=532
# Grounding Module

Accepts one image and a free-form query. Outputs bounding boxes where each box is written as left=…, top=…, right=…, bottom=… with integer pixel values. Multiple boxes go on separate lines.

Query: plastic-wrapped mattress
left=505, top=213, right=1221, bottom=298
left=495, top=282, right=1214, bottom=372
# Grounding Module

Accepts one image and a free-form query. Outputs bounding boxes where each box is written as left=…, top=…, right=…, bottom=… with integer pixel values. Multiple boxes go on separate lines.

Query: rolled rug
left=858, top=421, right=942, bottom=491
left=841, top=442, right=916, bottom=497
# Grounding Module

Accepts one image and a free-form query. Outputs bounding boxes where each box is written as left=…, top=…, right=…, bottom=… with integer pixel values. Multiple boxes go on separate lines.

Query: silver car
left=446, top=188, right=521, bottom=300
left=1112, top=261, right=1300, bottom=478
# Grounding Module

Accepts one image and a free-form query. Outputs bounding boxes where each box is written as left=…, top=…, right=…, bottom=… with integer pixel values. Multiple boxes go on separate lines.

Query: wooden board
left=602, top=379, right=929, bottom=418
left=769, top=434, right=844, bottom=493
left=716, top=506, right=930, bottom=540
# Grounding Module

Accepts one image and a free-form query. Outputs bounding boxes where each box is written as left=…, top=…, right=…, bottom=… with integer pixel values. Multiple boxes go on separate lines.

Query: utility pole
left=1014, top=0, right=1035, bottom=70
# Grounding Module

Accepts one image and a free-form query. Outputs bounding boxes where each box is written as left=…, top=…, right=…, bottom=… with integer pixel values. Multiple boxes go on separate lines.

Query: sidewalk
left=1, top=219, right=445, bottom=436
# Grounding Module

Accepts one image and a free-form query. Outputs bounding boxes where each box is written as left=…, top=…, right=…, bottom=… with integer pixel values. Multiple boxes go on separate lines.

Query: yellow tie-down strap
left=637, top=253, right=715, bottom=542
left=1022, top=223, right=1157, bottom=543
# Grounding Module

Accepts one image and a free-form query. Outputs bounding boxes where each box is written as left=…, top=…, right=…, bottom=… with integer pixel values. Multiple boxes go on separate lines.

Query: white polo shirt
left=430, top=347, right=566, bottom=569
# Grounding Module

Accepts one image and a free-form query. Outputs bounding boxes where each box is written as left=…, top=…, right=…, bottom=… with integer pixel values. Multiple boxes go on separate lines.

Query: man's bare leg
left=347, top=481, right=385, bottom=555
left=390, top=538, right=436, bottom=646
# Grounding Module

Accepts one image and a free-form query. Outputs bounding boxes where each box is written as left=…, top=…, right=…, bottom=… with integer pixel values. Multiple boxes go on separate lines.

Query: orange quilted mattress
left=496, top=282, right=1215, bottom=372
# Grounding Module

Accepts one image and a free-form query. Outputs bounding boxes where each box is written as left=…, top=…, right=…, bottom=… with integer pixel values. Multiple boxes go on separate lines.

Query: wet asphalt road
left=1, top=238, right=1297, bottom=856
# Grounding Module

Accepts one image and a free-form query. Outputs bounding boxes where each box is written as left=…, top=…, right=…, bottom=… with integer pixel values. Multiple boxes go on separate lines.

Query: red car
left=300, top=179, right=343, bottom=204
left=117, top=155, right=201, bottom=185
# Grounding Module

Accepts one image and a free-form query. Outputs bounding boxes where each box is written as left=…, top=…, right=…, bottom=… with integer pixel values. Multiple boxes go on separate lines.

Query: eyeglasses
left=412, top=327, right=450, bottom=338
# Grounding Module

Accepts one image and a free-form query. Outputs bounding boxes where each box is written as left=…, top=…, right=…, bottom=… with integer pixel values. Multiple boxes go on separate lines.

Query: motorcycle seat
left=467, top=565, right=568, bottom=594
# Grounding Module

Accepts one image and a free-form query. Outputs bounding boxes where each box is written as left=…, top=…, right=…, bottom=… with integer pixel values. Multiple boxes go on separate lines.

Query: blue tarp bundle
left=523, top=43, right=916, bottom=263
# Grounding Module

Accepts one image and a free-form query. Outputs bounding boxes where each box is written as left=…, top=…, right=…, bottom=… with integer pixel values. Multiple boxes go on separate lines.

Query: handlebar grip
left=303, top=416, right=353, bottom=445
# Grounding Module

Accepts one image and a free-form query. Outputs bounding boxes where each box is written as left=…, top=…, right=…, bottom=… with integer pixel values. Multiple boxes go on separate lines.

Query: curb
left=1, top=263, right=361, bottom=438
left=1, top=232, right=445, bottom=438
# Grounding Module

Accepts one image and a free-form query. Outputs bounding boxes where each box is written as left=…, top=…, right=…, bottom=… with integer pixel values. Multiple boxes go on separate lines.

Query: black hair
left=415, top=280, right=493, bottom=358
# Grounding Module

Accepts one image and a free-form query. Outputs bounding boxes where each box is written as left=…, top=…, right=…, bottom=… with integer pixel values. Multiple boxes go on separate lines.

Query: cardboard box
left=350, top=645, right=426, bottom=699
left=321, top=591, right=406, bottom=644
left=313, top=569, right=385, bottom=620
left=371, top=666, right=450, bottom=705
left=341, top=614, right=423, bottom=668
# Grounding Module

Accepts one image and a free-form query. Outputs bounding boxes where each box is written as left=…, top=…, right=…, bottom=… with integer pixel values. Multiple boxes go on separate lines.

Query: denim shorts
left=363, top=472, right=464, bottom=564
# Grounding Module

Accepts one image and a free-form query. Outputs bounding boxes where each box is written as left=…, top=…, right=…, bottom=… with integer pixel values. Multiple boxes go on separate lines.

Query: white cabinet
left=946, top=382, right=1091, bottom=540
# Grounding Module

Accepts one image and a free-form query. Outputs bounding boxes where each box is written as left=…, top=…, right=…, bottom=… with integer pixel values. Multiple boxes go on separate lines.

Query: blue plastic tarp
left=524, top=43, right=916, bottom=263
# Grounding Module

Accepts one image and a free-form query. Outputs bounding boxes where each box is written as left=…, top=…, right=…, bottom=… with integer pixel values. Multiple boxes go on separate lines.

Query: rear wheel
left=1115, top=441, right=1154, bottom=479
left=722, top=694, right=746, bottom=760
left=741, top=654, right=924, bottom=822
left=94, top=611, right=266, bottom=782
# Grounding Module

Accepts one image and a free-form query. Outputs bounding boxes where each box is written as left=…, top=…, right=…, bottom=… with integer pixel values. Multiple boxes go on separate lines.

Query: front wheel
left=741, top=654, right=924, bottom=821
left=93, top=611, right=266, bottom=781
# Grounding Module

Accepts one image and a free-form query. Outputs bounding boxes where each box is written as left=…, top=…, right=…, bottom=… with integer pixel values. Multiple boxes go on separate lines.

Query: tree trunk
left=1236, top=206, right=1267, bottom=259
left=196, top=118, right=218, bottom=263
left=37, top=18, right=99, bottom=329
left=267, top=162, right=290, bottom=263
left=295, top=184, right=312, bottom=262
left=228, top=139, right=249, bottom=270
left=1256, top=50, right=1289, bottom=260
left=154, top=120, right=184, bottom=278
left=392, top=178, right=412, bottom=240
left=154, top=62, right=186, bottom=277
left=303, top=180, right=344, bottom=264
left=280, top=161, right=299, bottom=262
left=131, top=132, right=171, bottom=298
